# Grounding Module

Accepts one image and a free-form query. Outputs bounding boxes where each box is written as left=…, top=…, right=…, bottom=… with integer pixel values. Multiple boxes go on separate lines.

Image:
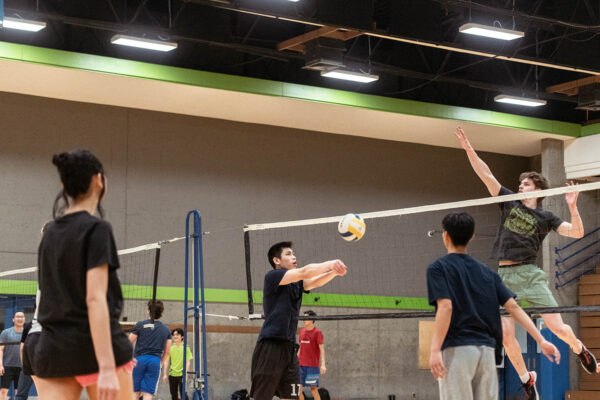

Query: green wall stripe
left=581, top=123, right=600, bottom=137
left=0, top=280, right=37, bottom=295
left=0, top=280, right=432, bottom=310
left=0, top=41, right=589, bottom=138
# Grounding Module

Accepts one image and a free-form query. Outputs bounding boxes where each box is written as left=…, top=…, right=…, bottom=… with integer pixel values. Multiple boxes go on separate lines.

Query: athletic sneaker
left=577, top=342, right=598, bottom=374
left=521, top=371, right=538, bottom=400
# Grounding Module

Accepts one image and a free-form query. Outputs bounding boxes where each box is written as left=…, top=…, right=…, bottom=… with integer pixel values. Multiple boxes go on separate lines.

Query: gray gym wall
left=1, top=90, right=593, bottom=399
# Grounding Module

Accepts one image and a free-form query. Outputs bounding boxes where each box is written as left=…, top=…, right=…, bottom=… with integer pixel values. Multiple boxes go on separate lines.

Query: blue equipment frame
left=183, top=211, right=209, bottom=400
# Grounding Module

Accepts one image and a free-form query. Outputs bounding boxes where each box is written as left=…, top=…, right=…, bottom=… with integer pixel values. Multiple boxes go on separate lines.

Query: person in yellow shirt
left=162, top=329, right=192, bottom=400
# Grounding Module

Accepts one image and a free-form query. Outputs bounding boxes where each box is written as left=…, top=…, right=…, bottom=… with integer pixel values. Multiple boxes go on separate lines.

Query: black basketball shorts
left=22, top=332, right=41, bottom=376
left=250, top=339, right=300, bottom=400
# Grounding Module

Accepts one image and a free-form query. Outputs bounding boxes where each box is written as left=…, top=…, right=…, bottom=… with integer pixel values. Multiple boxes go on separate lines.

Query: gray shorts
left=438, top=346, right=498, bottom=400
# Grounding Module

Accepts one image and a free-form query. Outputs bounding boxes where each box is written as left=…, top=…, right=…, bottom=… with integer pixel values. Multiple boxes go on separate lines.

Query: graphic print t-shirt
left=491, top=186, right=563, bottom=264
left=298, top=327, right=323, bottom=367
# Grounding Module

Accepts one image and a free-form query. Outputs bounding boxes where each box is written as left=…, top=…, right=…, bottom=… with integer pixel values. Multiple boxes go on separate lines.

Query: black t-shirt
left=132, top=320, right=172, bottom=358
left=258, top=269, right=306, bottom=342
left=36, top=212, right=132, bottom=377
left=427, top=253, right=515, bottom=351
left=491, top=186, right=563, bottom=264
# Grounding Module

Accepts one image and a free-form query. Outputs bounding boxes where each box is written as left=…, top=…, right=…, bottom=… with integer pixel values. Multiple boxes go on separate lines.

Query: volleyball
left=338, top=213, right=366, bottom=241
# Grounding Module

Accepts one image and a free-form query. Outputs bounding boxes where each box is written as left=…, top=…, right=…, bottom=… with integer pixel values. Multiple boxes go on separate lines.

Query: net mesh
left=244, top=182, right=600, bottom=318
left=0, top=238, right=187, bottom=329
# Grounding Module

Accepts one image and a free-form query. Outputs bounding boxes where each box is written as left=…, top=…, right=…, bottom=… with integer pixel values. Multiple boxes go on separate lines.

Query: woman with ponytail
left=35, top=150, right=133, bottom=400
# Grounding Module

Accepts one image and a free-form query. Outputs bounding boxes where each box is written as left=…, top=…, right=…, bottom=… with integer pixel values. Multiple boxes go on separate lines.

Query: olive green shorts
left=497, top=264, right=558, bottom=308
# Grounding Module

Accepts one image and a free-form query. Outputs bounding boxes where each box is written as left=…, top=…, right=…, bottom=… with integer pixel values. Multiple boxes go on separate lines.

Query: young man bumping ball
left=250, top=242, right=347, bottom=400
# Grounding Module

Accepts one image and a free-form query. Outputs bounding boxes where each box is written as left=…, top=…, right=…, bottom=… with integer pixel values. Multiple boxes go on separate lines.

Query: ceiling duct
left=303, top=37, right=347, bottom=71
left=576, top=84, right=600, bottom=111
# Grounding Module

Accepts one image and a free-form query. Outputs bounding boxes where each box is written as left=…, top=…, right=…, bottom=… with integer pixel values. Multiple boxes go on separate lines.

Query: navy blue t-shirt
left=258, top=269, right=306, bottom=342
left=427, top=253, right=515, bottom=350
left=132, top=320, right=172, bottom=358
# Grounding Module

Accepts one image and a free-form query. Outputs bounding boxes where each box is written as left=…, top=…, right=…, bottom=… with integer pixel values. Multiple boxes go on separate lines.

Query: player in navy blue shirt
left=427, top=212, right=560, bottom=400
left=129, top=300, right=172, bottom=400
left=250, top=241, right=347, bottom=400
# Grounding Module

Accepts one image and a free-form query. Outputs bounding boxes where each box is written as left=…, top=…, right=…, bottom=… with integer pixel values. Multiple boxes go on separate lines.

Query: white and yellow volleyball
left=338, top=213, right=366, bottom=241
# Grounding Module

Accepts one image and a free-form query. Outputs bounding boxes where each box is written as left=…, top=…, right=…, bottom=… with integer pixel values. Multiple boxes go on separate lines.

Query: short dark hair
left=268, top=241, right=293, bottom=269
left=304, top=310, right=317, bottom=323
left=519, top=171, right=549, bottom=205
left=172, top=328, right=184, bottom=336
left=442, top=212, right=475, bottom=247
left=147, top=300, right=164, bottom=320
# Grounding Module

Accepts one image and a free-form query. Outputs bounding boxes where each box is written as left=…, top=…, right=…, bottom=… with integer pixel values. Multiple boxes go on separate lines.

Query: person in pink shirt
left=297, top=311, right=325, bottom=400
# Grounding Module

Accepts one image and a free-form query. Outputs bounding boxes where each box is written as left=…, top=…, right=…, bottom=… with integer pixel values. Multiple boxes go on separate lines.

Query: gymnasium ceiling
left=1, top=0, right=600, bottom=125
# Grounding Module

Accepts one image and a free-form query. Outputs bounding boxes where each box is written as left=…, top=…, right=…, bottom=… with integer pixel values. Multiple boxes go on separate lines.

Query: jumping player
left=455, top=126, right=597, bottom=399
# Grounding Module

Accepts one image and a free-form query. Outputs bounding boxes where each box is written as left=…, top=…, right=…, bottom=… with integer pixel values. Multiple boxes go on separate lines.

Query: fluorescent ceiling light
left=1, top=17, right=46, bottom=32
left=459, top=23, right=524, bottom=41
left=494, top=94, right=546, bottom=107
left=321, top=70, right=379, bottom=83
left=110, top=34, right=178, bottom=52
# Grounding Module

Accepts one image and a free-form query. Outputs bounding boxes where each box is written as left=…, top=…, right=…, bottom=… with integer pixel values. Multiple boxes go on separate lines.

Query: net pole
left=193, top=213, right=201, bottom=390
left=196, top=212, right=209, bottom=400
left=183, top=211, right=192, bottom=400
left=150, top=246, right=161, bottom=324
left=244, top=229, right=254, bottom=315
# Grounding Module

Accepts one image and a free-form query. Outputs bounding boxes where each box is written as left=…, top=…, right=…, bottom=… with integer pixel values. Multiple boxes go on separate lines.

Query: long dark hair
left=52, top=149, right=105, bottom=218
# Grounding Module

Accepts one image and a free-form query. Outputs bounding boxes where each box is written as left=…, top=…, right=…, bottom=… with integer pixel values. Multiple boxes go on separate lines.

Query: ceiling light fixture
left=494, top=94, right=546, bottom=107
left=321, top=69, right=379, bottom=83
left=110, top=34, right=178, bottom=52
left=1, top=16, right=46, bottom=32
left=459, top=23, right=524, bottom=41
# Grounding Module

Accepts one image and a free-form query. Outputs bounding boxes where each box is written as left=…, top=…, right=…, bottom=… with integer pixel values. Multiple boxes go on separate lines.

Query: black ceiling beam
left=436, top=0, right=600, bottom=31
left=343, top=57, right=576, bottom=103
left=183, top=0, right=600, bottom=75
left=0, top=5, right=579, bottom=104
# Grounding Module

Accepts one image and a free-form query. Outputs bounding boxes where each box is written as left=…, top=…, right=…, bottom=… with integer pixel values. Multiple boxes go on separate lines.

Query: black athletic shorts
left=250, top=339, right=300, bottom=400
left=22, top=332, right=40, bottom=376
left=1, top=366, right=21, bottom=389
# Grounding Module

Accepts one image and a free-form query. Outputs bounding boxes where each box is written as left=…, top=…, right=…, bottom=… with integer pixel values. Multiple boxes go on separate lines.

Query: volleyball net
left=0, top=235, right=187, bottom=330
left=244, top=182, right=600, bottom=320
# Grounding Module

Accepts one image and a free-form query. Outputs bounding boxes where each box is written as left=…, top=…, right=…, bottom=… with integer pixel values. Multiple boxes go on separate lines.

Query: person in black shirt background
left=427, top=212, right=560, bottom=400
left=250, top=241, right=347, bottom=400
left=35, top=150, right=133, bottom=400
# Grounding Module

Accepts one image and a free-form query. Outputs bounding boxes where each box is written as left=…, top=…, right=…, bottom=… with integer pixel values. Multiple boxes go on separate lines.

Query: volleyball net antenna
left=244, top=182, right=600, bottom=320
left=0, top=235, right=188, bottom=331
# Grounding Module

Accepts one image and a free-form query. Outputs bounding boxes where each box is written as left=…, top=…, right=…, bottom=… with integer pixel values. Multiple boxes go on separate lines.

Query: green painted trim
left=581, top=123, right=600, bottom=137
left=254, top=291, right=433, bottom=310
left=0, top=280, right=432, bottom=310
left=0, top=280, right=37, bottom=296
left=0, top=40, right=591, bottom=138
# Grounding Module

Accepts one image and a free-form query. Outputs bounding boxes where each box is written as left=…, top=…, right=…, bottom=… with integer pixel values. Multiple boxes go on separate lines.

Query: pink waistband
left=74, top=359, right=135, bottom=387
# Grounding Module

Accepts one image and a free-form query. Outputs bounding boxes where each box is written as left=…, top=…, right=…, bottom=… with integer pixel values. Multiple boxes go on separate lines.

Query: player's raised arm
left=454, top=126, right=501, bottom=196
left=280, top=260, right=346, bottom=286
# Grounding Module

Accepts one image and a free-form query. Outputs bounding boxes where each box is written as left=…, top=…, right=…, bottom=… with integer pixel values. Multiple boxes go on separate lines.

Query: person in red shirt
left=298, top=311, right=325, bottom=400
